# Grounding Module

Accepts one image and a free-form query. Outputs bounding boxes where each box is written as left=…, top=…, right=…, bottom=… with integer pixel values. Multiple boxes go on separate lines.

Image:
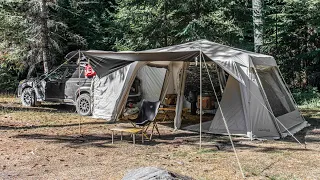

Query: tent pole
left=215, top=65, right=224, bottom=94
left=249, top=63, right=253, bottom=141
left=35, top=51, right=79, bottom=87
left=199, top=51, right=202, bottom=150
left=202, top=54, right=245, bottom=178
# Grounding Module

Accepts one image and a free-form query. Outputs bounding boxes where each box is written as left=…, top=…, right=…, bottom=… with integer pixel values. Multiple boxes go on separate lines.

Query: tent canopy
left=74, top=40, right=277, bottom=79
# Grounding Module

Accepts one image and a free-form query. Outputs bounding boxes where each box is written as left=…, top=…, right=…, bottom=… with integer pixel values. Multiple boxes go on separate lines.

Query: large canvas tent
left=77, top=40, right=308, bottom=139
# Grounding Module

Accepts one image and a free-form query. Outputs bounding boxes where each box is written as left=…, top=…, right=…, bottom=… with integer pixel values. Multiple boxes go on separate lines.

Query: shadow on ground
left=0, top=103, right=76, bottom=113
left=0, top=121, right=106, bottom=131
left=11, top=129, right=315, bottom=153
left=13, top=133, right=115, bottom=148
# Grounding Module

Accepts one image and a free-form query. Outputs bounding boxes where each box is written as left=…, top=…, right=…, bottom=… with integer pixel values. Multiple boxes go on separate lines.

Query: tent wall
left=115, top=61, right=177, bottom=121
left=237, top=64, right=281, bottom=138
left=209, top=76, right=247, bottom=134
left=136, top=66, right=167, bottom=101
left=184, top=62, right=285, bottom=138
left=255, top=66, right=305, bottom=133
left=92, top=64, right=132, bottom=120
left=247, top=71, right=282, bottom=137
left=114, top=62, right=147, bottom=120
left=173, top=62, right=189, bottom=129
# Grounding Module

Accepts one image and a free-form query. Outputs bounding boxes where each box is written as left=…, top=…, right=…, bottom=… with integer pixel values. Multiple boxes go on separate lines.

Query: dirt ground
left=1, top=97, right=320, bottom=180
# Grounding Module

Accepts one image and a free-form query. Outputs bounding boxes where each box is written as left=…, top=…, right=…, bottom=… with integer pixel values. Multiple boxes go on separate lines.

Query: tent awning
left=67, top=40, right=277, bottom=79
left=83, top=51, right=199, bottom=78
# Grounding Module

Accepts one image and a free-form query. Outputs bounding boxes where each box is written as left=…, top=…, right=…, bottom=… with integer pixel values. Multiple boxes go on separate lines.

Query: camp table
left=110, top=127, right=144, bottom=145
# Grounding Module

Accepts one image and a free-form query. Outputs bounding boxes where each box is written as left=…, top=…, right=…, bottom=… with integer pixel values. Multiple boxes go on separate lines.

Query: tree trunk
left=40, top=0, right=49, bottom=74
left=164, top=0, right=168, bottom=46
left=252, top=0, right=263, bottom=53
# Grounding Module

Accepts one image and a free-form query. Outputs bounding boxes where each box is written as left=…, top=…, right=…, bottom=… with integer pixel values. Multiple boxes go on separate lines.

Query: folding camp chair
left=129, top=100, right=161, bottom=140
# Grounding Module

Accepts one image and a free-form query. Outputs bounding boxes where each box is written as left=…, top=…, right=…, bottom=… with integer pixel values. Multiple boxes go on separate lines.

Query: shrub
left=292, top=86, right=320, bottom=108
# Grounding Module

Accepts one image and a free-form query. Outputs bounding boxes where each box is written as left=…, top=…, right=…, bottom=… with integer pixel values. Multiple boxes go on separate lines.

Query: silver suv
left=18, top=64, right=92, bottom=116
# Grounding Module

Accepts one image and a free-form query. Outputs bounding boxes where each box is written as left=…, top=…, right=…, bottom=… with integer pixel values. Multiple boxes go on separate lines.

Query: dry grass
left=0, top=97, right=320, bottom=180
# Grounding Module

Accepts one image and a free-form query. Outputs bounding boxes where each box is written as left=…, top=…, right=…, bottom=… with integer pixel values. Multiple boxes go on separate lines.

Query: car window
left=48, top=68, right=67, bottom=81
left=69, top=67, right=85, bottom=78
left=65, top=67, right=76, bottom=78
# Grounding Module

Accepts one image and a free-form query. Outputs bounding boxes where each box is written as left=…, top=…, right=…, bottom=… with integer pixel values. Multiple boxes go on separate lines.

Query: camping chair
left=129, top=100, right=161, bottom=140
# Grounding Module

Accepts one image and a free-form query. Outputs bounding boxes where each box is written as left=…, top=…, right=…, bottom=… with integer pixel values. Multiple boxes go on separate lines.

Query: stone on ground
left=122, top=167, right=194, bottom=180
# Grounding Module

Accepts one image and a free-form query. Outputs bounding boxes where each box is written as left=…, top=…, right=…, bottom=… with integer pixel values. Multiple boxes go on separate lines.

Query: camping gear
left=110, top=127, right=144, bottom=145
left=70, top=40, right=308, bottom=139
left=197, top=94, right=214, bottom=110
left=129, top=100, right=161, bottom=140
left=164, top=94, right=177, bottom=105
left=123, top=106, right=139, bottom=116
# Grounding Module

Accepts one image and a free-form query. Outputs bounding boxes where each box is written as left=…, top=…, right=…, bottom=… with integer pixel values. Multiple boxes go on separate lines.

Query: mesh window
left=257, top=68, right=295, bottom=117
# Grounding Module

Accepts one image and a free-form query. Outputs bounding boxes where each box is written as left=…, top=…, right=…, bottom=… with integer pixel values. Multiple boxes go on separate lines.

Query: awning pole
left=249, top=62, right=253, bottom=141
left=202, top=53, right=245, bottom=178
left=199, top=51, right=202, bottom=150
left=78, top=50, right=82, bottom=135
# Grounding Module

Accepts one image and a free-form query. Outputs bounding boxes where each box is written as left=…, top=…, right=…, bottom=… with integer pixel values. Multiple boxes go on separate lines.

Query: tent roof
left=68, top=40, right=277, bottom=78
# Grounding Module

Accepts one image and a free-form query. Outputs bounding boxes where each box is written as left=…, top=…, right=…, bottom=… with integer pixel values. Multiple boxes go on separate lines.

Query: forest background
left=0, top=0, right=319, bottom=107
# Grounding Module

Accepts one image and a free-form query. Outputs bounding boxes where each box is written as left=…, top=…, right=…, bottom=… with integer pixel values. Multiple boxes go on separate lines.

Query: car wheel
left=76, top=93, right=92, bottom=116
left=21, top=87, right=35, bottom=107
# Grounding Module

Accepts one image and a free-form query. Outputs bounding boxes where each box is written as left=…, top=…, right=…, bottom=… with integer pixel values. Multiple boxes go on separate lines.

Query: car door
left=45, top=67, right=67, bottom=100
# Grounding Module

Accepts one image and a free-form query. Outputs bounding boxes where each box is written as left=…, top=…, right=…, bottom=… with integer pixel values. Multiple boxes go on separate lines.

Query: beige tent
left=80, top=39, right=308, bottom=139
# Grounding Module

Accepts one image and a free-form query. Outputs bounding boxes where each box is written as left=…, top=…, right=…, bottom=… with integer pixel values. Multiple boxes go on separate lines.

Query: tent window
left=257, top=68, right=295, bottom=117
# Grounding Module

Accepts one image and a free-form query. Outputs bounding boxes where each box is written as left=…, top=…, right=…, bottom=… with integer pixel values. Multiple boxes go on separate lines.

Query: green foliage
left=0, top=0, right=320, bottom=93
left=0, top=0, right=115, bottom=70
left=114, top=0, right=253, bottom=50
left=292, top=86, right=320, bottom=108
left=0, top=60, right=19, bottom=93
left=53, top=0, right=116, bottom=50
left=0, top=0, right=116, bottom=92
left=263, top=0, right=320, bottom=88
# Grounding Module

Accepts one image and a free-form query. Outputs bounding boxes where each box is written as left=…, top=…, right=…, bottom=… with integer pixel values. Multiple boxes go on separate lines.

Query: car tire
left=21, top=87, right=36, bottom=107
left=76, top=93, right=92, bottom=116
